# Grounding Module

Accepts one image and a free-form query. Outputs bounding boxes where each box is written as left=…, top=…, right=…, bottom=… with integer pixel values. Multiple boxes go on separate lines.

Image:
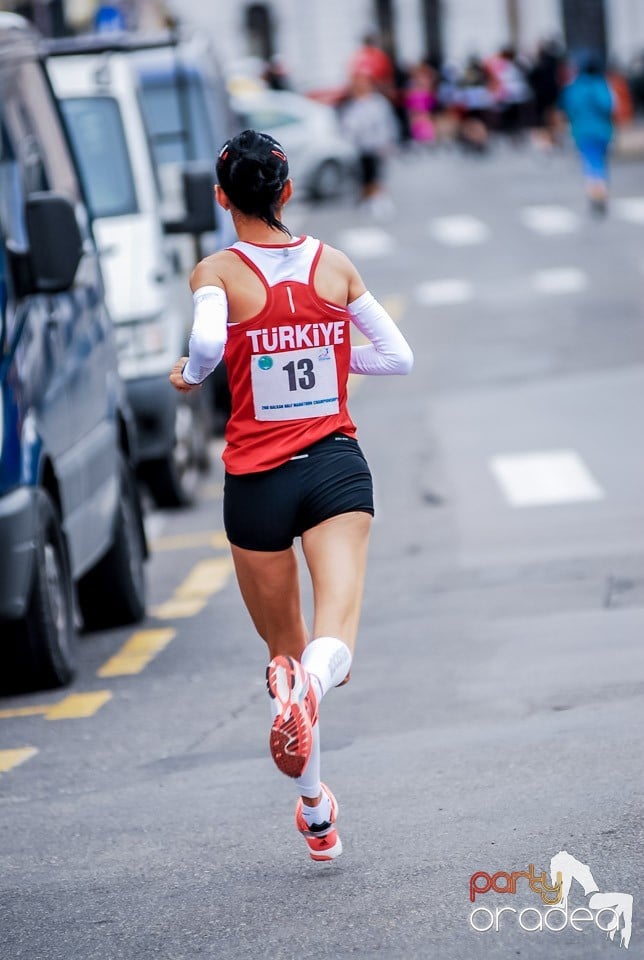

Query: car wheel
left=310, top=159, right=344, bottom=200
left=0, top=491, right=76, bottom=693
left=78, top=454, right=147, bottom=631
left=142, top=396, right=206, bottom=508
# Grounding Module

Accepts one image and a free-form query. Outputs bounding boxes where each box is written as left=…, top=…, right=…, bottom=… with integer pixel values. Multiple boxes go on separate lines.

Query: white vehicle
left=45, top=35, right=217, bottom=507
left=232, top=89, right=358, bottom=200
left=134, top=36, right=239, bottom=429
left=134, top=35, right=238, bottom=250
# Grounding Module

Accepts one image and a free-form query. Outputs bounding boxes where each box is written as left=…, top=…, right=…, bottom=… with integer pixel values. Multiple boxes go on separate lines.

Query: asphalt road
left=1, top=138, right=643, bottom=960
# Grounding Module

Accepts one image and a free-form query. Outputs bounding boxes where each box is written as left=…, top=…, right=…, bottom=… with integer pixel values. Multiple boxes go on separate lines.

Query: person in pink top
left=404, top=62, right=437, bottom=144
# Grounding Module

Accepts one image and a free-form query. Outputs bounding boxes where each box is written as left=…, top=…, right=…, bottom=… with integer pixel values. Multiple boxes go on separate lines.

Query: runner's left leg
left=230, top=542, right=320, bottom=788
left=230, top=543, right=307, bottom=660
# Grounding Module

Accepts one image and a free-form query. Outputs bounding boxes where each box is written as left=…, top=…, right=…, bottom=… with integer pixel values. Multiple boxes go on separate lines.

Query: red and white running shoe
left=266, top=655, right=318, bottom=778
left=295, top=784, right=343, bottom=862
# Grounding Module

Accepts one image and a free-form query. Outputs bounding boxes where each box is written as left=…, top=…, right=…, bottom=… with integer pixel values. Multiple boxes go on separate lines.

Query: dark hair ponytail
left=216, top=130, right=291, bottom=235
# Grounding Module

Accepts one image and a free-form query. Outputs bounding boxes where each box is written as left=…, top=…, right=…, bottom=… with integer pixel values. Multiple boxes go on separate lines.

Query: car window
left=60, top=97, right=138, bottom=219
left=0, top=120, right=27, bottom=251
left=238, top=108, right=299, bottom=130
left=0, top=62, right=86, bottom=342
left=3, top=59, right=80, bottom=202
left=138, top=76, right=214, bottom=166
left=0, top=119, right=28, bottom=344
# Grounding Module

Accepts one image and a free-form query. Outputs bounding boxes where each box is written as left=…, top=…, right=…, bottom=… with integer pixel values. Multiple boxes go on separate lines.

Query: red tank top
left=222, top=236, right=357, bottom=474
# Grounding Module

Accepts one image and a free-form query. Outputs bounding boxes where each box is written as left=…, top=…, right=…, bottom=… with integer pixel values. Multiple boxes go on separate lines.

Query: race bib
left=251, top=346, right=339, bottom=421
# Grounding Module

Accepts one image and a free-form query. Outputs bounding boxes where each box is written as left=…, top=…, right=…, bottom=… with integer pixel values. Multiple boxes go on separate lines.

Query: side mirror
left=164, top=165, right=217, bottom=236
left=25, top=193, right=83, bottom=293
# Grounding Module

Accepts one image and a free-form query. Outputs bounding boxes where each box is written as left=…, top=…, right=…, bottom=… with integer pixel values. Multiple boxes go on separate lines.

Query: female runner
left=169, top=129, right=413, bottom=861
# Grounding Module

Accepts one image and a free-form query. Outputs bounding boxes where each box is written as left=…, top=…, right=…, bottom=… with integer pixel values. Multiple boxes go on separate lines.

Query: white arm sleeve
left=182, top=285, right=228, bottom=385
left=348, top=291, right=414, bottom=375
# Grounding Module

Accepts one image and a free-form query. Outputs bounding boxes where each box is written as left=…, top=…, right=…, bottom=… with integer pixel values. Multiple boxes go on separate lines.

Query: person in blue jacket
left=561, top=53, right=615, bottom=215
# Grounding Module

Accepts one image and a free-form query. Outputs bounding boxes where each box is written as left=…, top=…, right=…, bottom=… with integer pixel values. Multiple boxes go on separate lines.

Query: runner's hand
left=169, top=357, right=199, bottom=393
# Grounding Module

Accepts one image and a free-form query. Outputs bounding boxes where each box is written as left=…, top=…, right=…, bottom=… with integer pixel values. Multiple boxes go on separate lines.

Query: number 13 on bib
left=251, top=346, right=340, bottom=421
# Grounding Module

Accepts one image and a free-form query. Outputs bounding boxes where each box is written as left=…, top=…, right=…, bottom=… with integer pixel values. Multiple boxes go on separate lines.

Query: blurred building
left=7, top=0, right=644, bottom=86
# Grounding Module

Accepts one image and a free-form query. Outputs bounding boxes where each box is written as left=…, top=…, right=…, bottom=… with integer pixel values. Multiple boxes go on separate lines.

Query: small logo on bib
left=258, top=356, right=273, bottom=370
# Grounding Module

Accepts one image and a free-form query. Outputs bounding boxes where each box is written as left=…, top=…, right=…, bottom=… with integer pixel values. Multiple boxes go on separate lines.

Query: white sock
left=301, top=636, right=352, bottom=700
left=295, top=721, right=321, bottom=799
left=268, top=680, right=322, bottom=800
left=300, top=782, right=332, bottom=828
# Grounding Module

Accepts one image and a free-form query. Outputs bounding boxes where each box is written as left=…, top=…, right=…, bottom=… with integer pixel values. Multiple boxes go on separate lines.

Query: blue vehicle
left=0, top=14, right=147, bottom=692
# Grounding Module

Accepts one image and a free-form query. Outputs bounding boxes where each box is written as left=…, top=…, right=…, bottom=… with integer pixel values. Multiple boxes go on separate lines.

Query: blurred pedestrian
left=457, top=55, right=494, bottom=153
left=391, top=57, right=413, bottom=146
left=347, top=31, right=406, bottom=143
left=561, top=54, right=615, bottom=215
left=404, top=62, right=437, bottom=147
left=169, top=129, right=413, bottom=862
left=528, top=39, right=565, bottom=149
left=607, top=63, right=634, bottom=127
left=263, top=54, right=291, bottom=91
left=348, top=32, right=395, bottom=95
left=340, top=71, right=398, bottom=217
left=434, top=62, right=462, bottom=145
left=487, top=46, right=532, bottom=142
left=629, top=51, right=644, bottom=113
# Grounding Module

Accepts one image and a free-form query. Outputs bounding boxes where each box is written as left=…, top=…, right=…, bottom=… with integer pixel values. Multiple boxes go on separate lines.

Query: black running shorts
left=223, top=433, right=374, bottom=551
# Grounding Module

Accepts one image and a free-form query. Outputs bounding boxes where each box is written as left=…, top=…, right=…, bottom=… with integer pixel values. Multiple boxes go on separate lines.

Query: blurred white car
left=232, top=89, right=358, bottom=200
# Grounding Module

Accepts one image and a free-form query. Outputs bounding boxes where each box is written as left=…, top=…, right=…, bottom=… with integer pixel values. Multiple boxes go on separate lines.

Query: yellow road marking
left=97, top=629, right=176, bottom=678
left=152, top=529, right=228, bottom=552
left=0, top=691, right=112, bottom=721
left=152, top=598, right=207, bottom=620
left=174, top=557, right=233, bottom=599
left=0, top=705, right=48, bottom=719
left=45, top=690, right=112, bottom=720
left=0, top=746, right=38, bottom=773
left=151, top=556, right=233, bottom=621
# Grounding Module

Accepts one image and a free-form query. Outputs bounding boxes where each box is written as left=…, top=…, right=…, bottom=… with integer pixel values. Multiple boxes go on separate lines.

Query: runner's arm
left=348, top=292, right=414, bottom=375
left=181, top=285, right=229, bottom=384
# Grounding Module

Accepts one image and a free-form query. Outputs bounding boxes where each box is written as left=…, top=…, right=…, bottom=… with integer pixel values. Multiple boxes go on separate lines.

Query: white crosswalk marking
left=520, top=205, right=580, bottom=234
left=336, top=227, right=395, bottom=259
left=416, top=279, right=473, bottom=306
left=489, top=450, right=604, bottom=507
left=533, top=267, right=587, bottom=294
left=428, top=215, right=489, bottom=245
left=613, top=197, right=644, bottom=224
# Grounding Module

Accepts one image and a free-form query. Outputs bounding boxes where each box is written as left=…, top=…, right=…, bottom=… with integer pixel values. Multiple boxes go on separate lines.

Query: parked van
left=134, top=34, right=238, bottom=429
left=45, top=34, right=218, bottom=506
left=134, top=33, right=238, bottom=253
left=0, top=14, right=146, bottom=692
